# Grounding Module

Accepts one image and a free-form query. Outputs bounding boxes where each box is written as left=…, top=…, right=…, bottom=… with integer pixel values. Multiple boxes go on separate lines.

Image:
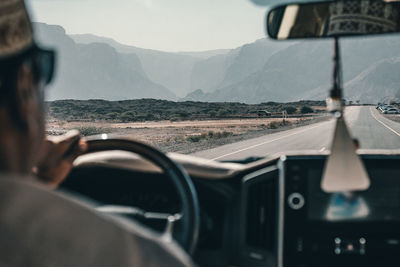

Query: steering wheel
left=69, top=137, right=200, bottom=254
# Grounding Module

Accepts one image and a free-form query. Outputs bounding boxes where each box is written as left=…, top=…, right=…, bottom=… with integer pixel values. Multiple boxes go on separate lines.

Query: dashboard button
left=288, top=193, right=305, bottom=210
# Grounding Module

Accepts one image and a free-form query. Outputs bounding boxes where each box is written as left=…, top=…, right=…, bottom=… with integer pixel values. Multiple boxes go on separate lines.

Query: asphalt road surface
left=192, top=106, right=400, bottom=161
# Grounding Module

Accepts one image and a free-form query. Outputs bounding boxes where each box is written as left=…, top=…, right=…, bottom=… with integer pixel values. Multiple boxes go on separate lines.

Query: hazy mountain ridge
left=35, top=23, right=176, bottom=101
left=189, top=49, right=240, bottom=93
left=177, top=49, right=231, bottom=59
left=188, top=39, right=294, bottom=95
left=37, top=23, right=400, bottom=104
left=71, top=33, right=298, bottom=97
left=218, top=39, right=294, bottom=89
left=71, top=34, right=229, bottom=97
left=345, top=58, right=400, bottom=103
left=184, top=40, right=333, bottom=103
left=190, top=37, right=400, bottom=103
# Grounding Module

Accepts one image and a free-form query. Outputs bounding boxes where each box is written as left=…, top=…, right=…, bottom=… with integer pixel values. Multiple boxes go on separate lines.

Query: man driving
left=0, top=0, right=193, bottom=266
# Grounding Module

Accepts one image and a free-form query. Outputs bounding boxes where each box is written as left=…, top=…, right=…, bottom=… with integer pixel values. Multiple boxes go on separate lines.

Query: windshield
left=27, top=0, right=400, bottom=162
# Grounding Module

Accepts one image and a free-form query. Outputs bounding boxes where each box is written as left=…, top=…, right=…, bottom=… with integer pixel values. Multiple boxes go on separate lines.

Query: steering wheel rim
left=76, top=137, right=200, bottom=254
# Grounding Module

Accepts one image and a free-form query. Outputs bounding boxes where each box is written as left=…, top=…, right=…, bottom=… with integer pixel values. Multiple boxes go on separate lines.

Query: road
left=192, top=106, right=400, bottom=161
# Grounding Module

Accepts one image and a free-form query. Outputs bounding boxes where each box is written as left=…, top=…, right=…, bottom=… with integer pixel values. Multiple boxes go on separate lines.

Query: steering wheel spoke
left=96, top=205, right=182, bottom=221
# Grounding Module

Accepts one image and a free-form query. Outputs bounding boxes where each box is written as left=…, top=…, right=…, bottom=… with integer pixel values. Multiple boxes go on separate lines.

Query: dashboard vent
left=245, top=176, right=277, bottom=250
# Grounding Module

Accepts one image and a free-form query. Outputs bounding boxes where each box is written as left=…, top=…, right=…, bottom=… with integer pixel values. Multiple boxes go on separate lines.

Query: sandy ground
left=48, top=117, right=310, bottom=129
left=46, top=116, right=329, bottom=154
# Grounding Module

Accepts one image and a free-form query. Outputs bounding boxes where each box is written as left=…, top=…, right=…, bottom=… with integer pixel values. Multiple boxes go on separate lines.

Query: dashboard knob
left=288, top=193, right=305, bottom=210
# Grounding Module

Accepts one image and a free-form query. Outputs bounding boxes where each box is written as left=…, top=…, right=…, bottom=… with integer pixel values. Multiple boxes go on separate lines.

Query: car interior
left=44, top=0, right=400, bottom=266
left=60, top=139, right=400, bottom=267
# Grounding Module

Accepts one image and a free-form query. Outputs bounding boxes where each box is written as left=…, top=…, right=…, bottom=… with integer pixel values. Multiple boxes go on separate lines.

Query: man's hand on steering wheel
left=33, top=130, right=87, bottom=189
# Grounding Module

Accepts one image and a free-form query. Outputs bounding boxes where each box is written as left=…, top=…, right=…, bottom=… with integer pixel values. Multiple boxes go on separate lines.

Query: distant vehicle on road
left=380, top=105, right=394, bottom=112
left=383, top=108, right=400, bottom=114
left=257, top=110, right=272, bottom=117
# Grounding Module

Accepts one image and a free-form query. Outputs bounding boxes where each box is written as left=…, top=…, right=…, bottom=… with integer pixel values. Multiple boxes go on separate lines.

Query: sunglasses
left=29, top=45, right=56, bottom=85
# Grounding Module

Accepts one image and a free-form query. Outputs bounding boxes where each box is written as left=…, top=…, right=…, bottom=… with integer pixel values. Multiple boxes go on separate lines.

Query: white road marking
left=370, top=107, right=400, bottom=137
left=319, top=147, right=326, bottom=152
left=210, top=122, right=328, bottom=161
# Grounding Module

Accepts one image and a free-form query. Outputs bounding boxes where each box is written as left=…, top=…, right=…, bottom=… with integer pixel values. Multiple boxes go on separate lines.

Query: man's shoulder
left=0, top=176, right=193, bottom=267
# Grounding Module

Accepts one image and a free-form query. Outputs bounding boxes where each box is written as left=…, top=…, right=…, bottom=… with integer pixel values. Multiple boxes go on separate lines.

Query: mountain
left=71, top=34, right=228, bottom=97
left=217, top=38, right=294, bottom=89
left=36, top=22, right=400, bottom=104
left=189, top=49, right=240, bottom=93
left=188, top=38, right=294, bottom=94
left=186, top=36, right=400, bottom=103
left=186, top=40, right=332, bottom=103
left=72, top=33, right=294, bottom=98
left=34, top=23, right=175, bottom=101
left=182, top=89, right=207, bottom=101
left=177, top=49, right=231, bottom=59
left=345, top=58, right=400, bottom=103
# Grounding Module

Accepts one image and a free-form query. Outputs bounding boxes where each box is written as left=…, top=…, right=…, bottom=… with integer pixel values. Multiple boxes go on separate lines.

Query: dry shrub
left=186, top=135, right=202, bottom=142
left=268, top=121, right=279, bottom=129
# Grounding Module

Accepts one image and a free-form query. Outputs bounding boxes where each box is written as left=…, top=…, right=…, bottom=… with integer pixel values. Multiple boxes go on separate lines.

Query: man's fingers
left=48, top=129, right=81, bottom=144
left=35, top=130, right=87, bottom=189
left=37, top=130, right=82, bottom=169
left=51, top=130, right=81, bottom=158
left=64, top=140, right=88, bottom=164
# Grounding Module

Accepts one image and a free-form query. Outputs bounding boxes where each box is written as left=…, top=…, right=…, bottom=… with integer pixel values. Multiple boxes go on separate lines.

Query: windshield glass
left=27, top=0, right=400, bottom=162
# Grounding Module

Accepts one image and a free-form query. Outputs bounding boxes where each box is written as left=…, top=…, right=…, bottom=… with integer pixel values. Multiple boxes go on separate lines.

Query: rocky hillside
left=34, top=23, right=176, bottom=101
left=186, top=37, right=400, bottom=103
left=71, top=34, right=230, bottom=97
left=36, top=23, right=400, bottom=103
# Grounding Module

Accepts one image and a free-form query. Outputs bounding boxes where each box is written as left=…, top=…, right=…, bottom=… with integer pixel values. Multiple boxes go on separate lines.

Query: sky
left=26, top=0, right=268, bottom=52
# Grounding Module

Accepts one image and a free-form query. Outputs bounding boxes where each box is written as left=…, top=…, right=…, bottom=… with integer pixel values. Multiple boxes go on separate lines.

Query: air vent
left=245, top=177, right=277, bottom=250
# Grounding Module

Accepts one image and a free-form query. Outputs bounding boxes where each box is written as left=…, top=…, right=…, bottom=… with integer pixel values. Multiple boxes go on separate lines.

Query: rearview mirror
left=267, top=0, right=400, bottom=40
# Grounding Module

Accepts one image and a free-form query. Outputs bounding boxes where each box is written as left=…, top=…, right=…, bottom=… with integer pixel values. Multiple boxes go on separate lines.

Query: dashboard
left=60, top=152, right=400, bottom=267
left=279, top=155, right=400, bottom=267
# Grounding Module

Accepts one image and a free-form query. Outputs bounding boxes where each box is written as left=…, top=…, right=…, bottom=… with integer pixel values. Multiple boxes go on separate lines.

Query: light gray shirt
left=0, top=176, right=194, bottom=267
